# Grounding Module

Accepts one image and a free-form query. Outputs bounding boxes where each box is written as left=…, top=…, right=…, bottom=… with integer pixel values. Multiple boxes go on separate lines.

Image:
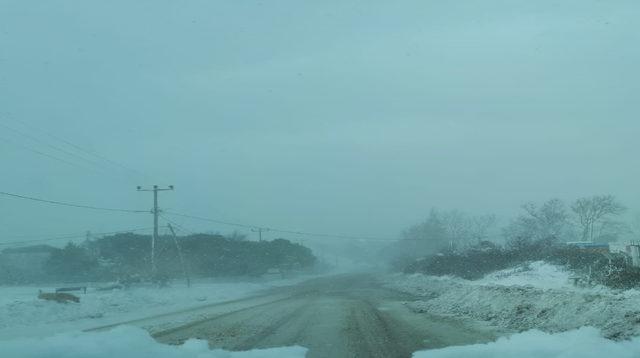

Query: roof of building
left=1, top=244, right=58, bottom=254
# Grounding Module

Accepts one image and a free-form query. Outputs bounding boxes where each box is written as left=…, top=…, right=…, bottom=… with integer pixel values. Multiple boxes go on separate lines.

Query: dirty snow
left=1, top=325, right=307, bottom=358
left=0, top=276, right=311, bottom=340
left=414, top=327, right=640, bottom=358
left=387, top=262, right=640, bottom=339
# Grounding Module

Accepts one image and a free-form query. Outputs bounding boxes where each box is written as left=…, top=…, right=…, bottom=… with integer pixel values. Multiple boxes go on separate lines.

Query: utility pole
left=251, top=227, right=270, bottom=242
left=167, top=223, right=190, bottom=287
left=137, top=185, right=174, bottom=275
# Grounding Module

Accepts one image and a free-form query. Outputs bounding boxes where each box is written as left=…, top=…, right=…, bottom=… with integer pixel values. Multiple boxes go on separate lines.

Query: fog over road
left=145, top=274, right=497, bottom=358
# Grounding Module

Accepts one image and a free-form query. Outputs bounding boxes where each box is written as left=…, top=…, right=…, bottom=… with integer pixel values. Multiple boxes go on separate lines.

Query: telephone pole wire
left=137, top=185, right=174, bottom=275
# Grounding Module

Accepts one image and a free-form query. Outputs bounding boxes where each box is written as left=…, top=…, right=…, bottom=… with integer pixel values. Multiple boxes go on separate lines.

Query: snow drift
left=475, top=261, right=572, bottom=290
left=414, top=327, right=640, bottom=358
left=0, top=325, right=307, bottom=358
left=387, top=261, right=640, bottom=339
left=0, top=277, right=309, bottom=340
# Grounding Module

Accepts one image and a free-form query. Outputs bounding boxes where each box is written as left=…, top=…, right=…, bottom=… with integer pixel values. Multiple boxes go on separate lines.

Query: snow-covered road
left=150, top=273, right=499, bottom=358
left=3, top=268, right=640, bottom=357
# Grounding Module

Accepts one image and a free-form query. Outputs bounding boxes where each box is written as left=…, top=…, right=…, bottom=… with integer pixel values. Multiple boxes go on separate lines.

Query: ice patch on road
left=1, top=325, right=307, bottom=358
left=413, top=327, right=640, bottom=358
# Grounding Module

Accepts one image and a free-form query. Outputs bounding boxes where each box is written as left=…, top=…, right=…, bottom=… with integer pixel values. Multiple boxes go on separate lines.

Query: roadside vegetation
left=392, top=195, right=640, bottom=289
left=1, top=233, right=317, bottom=284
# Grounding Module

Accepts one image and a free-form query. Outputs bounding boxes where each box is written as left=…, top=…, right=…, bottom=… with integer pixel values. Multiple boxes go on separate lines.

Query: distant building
left=607, top=242, right=640, bottom=267
left=629, top=244, right=640, bottom=267
left=0, top=245, right=57, bottom=283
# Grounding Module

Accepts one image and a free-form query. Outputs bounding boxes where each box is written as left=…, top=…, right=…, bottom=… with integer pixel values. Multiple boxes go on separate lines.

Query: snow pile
left=476, top=261, right=572, bottom=290
left=0, top=277, right=309, bottom=339
left=0, top=325, right=307, bottom=358
left=387, top=271, right=640, bottom=339
left=414, top=327, right=640, bottom=358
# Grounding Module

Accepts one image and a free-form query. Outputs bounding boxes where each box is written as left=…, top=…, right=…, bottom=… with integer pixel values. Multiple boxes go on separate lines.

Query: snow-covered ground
left=3, top=325, right=307, bottom=358
left=392, top=261, right=640, bottom=356
left=0, top=276, right=312, bottom=340
left=474, top=261, right=574, bottom=290
left=386, top=261, right=640, bottom=340
left=413, top=327, right=640, bottom=358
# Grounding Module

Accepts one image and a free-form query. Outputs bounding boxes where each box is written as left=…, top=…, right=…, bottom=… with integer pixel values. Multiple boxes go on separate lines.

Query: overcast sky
left=1, top=0, right=639, bottom=247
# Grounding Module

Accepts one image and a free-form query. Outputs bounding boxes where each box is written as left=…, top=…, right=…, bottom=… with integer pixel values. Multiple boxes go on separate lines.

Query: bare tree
left=630, top=213, right=640, bottom=237
left=399, top=209, right=496, bottom=255
left=401, top=209, right=448, bottom=255
left=440, top=210, right=471, bottom=248
left=523, top=198, right=569, bottom=239
left=469, top=214, right=497, bottom=242
left=503, top=198, right=572, bottom=244
left=438, top=210, right=497, bottom=248
left=571, top=195, right=626, bottom=242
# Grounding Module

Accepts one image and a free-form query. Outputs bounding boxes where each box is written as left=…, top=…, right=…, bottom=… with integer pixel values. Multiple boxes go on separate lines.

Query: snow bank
left=387, top=270, right=640, bottom=339
left=414, top=327, right=640, bottom=358
left=476, top=261, right=572, bottom=290
left=0, top=325, right=307, bottom=358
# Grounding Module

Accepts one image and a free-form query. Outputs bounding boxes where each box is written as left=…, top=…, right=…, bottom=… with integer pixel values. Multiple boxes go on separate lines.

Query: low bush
left=402, top=238, right=640, bottom=289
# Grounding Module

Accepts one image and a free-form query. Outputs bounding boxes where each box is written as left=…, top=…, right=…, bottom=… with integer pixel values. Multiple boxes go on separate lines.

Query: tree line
left=391, top=194, right=640, bottom=289
left=42, top=232, right=317, bottom=283
left=394, top=194, right=629, bottom=260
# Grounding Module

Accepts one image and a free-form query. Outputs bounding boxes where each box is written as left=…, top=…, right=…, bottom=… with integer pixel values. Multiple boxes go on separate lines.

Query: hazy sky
left=1, top=0, right=639, bottom=246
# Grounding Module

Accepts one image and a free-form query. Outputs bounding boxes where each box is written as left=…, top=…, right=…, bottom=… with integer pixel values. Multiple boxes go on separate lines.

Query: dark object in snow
left=38, top=290, right=80, bottom=303
left=95, top=283, right=124, bottom=291
left=56, top=286, right=87, bottom=294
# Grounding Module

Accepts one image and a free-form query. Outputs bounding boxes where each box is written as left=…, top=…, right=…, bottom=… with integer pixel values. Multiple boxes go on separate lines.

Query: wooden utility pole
left=137, top=185, right=173, bottom=275
left=252, top=227, right=270, bottom=242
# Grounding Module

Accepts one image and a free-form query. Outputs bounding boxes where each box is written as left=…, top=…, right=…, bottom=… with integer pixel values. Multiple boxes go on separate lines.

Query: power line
left=267, top=227, right=400, bottom=242
left=158, top=213, right=195, bottom=235
left=163, top=211, right=258, bottom=230
left=0, top=191, right=149, bottom=213
left=0, top=123, right=107, bottom=173
left=0, top=136, right=90, bottom=171
left=163, top=211, right=400, bottom=242
left=0, top=227, right=155, bottom=247
left=8, top=118, right=150, bottom=180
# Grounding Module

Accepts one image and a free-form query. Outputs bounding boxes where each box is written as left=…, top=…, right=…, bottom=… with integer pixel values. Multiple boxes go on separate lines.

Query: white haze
left=1, top=1, right=639, bottom=252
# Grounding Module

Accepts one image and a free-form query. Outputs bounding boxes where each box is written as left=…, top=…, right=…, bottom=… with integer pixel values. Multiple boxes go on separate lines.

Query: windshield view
left=1, top=1, right=639, bottom=357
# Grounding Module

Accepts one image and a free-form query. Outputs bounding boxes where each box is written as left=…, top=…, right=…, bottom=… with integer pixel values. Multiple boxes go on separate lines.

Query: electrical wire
left=163, top=211, right=400, bottom=242
left=7, top=118, right=150, bottom=180
left=0, top=191, right=150, bottom=213
left=163, top=211, right=257, bottom=230
left=0, top=227, right=155, bottom=246
left=158, top=213, right=196, bottom=235
left=0, top=123, right=105, bottom=169
left=0, top=136, right=90, bottom=171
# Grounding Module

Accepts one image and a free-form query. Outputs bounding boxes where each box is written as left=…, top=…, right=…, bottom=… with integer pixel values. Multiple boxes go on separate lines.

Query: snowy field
left=388, top=261, right=640, bottom=356
left=0, top=276, right=311, bottom=340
